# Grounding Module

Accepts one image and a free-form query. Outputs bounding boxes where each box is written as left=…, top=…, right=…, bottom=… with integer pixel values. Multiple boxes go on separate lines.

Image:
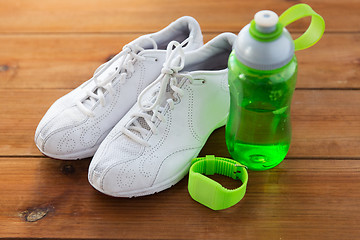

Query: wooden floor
left=1, top=0, right=360, bottom=239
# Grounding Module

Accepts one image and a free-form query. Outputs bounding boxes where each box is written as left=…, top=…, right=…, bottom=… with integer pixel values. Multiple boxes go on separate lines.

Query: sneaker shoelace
left=121, top=40, right=193, bottom=146
left=76, top=37, right=158, bottom=117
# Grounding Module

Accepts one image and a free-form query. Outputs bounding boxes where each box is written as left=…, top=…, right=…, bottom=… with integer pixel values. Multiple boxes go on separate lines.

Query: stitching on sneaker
left=135, top=60, right=146, bottom=96
left=139, top=109, right=172, bottom=179
left=185, top=85, right=201, bottom=142
left=151, top=146, right=200, bottom=187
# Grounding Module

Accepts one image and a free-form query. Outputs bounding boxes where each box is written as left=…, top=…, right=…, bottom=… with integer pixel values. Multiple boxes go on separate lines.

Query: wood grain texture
left=1, top=0, right=359, bottom=239
left=0, top=157, right=359, bottom=239
left=0, top=0, right=359, bottom=33
left=0, top=89, right=359, bottom=158
left=1, top=33, right=359, bottom=89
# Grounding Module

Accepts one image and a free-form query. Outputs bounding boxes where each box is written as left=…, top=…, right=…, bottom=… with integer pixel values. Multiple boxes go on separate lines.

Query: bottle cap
left=249, top=10, right=283, bottom=42
left=234, top=22, right=294, bottom=70
left=234, top=4, right=325, bottom=70
left=254, top=10, right=279, bottom=33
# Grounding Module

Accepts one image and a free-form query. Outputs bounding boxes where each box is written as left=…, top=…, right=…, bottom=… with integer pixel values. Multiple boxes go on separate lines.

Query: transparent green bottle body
left=226, top=51, right=297, bottom=170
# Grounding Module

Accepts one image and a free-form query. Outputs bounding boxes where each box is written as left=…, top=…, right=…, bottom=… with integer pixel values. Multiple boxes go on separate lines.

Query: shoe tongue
left=128, top=81, right=174, bottom=139
left=137, top=117, right=151, bottom=131
left=82, top=56, right=125, bottom=109
left=82, top=97, right=95, bottom=109
left=81, top=82, right=109, bottom=109
left=132, top=36, right=159, bottom=51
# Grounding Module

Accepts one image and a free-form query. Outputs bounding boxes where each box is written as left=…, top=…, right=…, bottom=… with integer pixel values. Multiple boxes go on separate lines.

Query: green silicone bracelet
left=188, top=155, right=248, bottom=210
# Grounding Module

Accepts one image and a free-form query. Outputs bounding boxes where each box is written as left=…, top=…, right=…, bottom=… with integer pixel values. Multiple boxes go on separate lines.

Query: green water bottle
left=226, top=4, right=325, bottom=170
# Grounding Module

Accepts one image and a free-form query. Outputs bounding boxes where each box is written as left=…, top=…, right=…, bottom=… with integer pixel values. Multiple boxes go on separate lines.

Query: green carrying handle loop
left=279, top=3, right=325, bottom=51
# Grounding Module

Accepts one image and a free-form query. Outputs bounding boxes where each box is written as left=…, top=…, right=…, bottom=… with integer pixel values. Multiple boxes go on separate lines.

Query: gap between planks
left=0, top=30, right=359, bottom=35
left=9, top=88, right=360, bottom=91
left=1, top=156, right=360, bottom=160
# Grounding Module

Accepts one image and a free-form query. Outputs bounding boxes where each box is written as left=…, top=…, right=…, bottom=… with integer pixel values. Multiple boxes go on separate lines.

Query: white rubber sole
left=91, top=160, right=192, bottom=198
left=91, top=115, right=228, bottom=197
left=37, top=144, right=99, bottom=160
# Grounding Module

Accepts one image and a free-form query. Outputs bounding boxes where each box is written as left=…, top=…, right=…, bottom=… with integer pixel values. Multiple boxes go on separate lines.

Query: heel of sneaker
left=214, top=114, right=228, bottom=130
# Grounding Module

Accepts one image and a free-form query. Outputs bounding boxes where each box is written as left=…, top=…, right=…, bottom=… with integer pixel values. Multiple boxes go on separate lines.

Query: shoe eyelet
left=126, top=72, right=133, bottom=79
left=192, top=79, right=206, bottom=85
left=173, top=97, right=181, bottom=104
left=154, top=58, right=158, bottom=62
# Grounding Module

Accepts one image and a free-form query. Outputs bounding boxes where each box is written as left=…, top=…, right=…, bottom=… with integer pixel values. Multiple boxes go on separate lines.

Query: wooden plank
left=0, top=34, right=147, bottom=90
left=0, top=157, right=359, bottom=239
left=0, top=89, right=359, bottom=158
left=1, top=33, right=359, bottom=89
left=0, top=0, right=358, bottom=33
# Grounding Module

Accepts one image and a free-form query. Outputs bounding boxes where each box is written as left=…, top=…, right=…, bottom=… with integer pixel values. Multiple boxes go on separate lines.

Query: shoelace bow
left=76, top=37, right=158, bottom=117
left=121, top=40, right=192, bottom=146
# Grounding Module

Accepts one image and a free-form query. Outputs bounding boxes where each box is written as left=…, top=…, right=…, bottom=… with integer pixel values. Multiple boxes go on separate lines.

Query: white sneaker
left=35, top=16, right=203, bottom=160
left=88, top=33, right=237, bottom=197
